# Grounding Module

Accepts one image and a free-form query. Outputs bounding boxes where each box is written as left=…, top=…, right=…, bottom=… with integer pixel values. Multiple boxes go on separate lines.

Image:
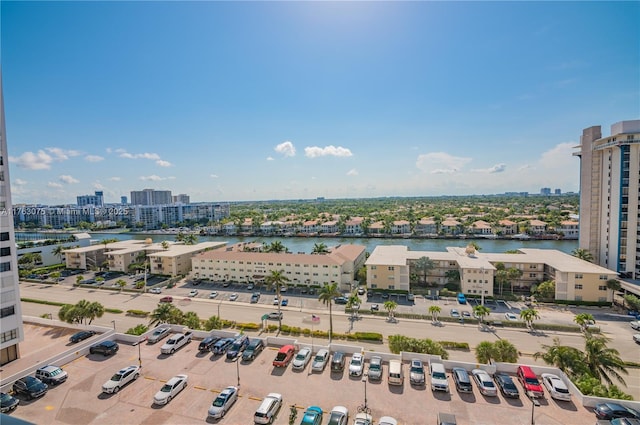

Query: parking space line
left=143, top=376, right=156, bottom=381
left=193, top=385, right=208, bottom=391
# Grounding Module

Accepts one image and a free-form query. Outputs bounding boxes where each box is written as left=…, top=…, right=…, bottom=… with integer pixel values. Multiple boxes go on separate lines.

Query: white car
left=153, top=374, right=187, bottom=405
left=472, top=369, right=498, bottom=397
left=292, top=347, right=312, bottom=370
left=378, top=417, right=398, bottom=425
left=207, top=386, right=239, bottom=419
left=311, top=349, right=330, bottom=372
left=353, top=412, right=373, bottom=425
left=188, top=289, right=198, bottom=297
left=541, top=373, right=571, bottom=401
left=634, top=334, right=640, bottom=344
left=229, top=293, right=238, bottom=301
left=630, top=321, right=640, bottom=330
left=147, top=327, right=170, bottom=344
left=149, top=287, right=162, bottom=294
left=367, top=356, right=383, bottom=380
left=102, top=365, right=140, bottom=394
left=505, top=312, right=518, bottom=321
left=327, top=405, right=349, bottom=425
left=450, top=309, right=460, bottom=318
left=273, top=296, right=280, bottom=305
left=349, top=352, right=364, bottom=377
left=209, top=291, right=218, bottom=299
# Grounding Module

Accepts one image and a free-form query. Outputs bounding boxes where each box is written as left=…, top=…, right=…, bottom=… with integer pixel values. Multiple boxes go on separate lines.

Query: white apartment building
left=366, top=245, right=618, bottom=302
left=574, top=120, right=640, bottom=279
left=192, top=244, right=367, bottom=291
left=0, top=76, right=24, bottom=365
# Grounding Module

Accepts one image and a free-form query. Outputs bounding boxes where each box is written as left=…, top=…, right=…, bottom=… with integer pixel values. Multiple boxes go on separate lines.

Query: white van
left=254, top=393, right=283, bottom=424
left=388, top=359, right=404, bottom=386
left=430, top=362, right=449, bottom=392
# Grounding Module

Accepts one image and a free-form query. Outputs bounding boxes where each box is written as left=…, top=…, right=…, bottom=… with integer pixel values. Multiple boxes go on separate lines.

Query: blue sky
left=2, top=1, right=638, bottom=204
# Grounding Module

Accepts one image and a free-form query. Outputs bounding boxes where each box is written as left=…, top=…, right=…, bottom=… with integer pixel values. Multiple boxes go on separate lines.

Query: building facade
left=0, top=76, right=24, bottom=366
left=77, top=191, right=104, bottom=207
left=130, top=189, right=173, bottom=206
left=574, top=120, right=640, bottom=279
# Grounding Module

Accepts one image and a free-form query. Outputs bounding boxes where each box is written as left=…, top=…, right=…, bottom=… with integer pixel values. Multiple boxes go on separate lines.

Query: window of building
left=598, top=285, right=607, bottom=291
left=0, top=328, right=18, bottom=343
left=0, top=247, right=9, bottom=257
left=388, top=266, right=394, bottom=271
left=0, top=232, right=9, bottom=241
left=529, top=273, right=536, bottom=278
left=575, top=274, right=583, bottom=279
left=0, top=262, right=10, bottom=272
left=370, top=266, right=377, bottom=270
left=599, top=275, right=608, bottom=280
left=575, top=284, right=583, bottom=290
left=0, top=305, right=15, bottom=318
left=388, top=285, right=395, bottom=290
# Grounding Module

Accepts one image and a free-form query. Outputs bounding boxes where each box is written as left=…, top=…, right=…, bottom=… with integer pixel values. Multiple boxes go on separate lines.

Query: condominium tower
left=574, top=120, right=640, bottom=279
left=0, top=74, right=24, bottom=365
left=130, top=188, right=172, bottom=205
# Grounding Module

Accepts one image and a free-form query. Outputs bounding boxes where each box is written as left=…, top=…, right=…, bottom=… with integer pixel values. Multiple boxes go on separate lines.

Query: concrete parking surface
left=3, top=323, right=602, bottom=425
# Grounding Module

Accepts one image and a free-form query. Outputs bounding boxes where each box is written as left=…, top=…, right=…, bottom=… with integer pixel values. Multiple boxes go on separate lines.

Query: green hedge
left=552, top=300, right=612, bottom=307
left=236, top=322, right=260, bottom=331
left=21, top=298, right=65, bottom=307
left=126, top=309, right=150, bottom=317
left=438, top=341, right=470, bottom=350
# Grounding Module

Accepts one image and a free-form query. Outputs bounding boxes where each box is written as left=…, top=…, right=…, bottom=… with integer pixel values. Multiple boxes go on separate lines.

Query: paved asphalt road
left=18, top=280, right=640, bottom=400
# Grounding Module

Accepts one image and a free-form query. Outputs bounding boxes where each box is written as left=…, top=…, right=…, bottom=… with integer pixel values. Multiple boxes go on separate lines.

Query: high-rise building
left=130, top=189, right=172, bottom=205
left=540, top=187, right=551, bottom=196
left=120, top=196, right=127, bottom=204
left=0, top=74, right=25, bottom=365
left=173, top=194, right=190, bottom=204
left=574, top=120, right=640, bottom=279
left=77, top=190, right=104, bottom=207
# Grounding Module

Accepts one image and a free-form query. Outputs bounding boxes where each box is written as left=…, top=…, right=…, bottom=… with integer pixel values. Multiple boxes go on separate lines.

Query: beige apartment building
left=366, top=245, right=618, bottom=302
left=192, top=244, right=367, bottom=291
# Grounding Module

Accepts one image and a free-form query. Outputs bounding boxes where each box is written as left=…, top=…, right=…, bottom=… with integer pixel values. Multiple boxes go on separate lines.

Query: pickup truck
left=160, top=332, right=192, bottom=355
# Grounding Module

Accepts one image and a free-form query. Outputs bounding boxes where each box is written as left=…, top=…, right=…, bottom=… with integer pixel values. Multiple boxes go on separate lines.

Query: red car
left=272, top=345, right=295, bottom=367
left=160, top=296, right=173, bottom=303
left=517, top=365, right=544, bottom=398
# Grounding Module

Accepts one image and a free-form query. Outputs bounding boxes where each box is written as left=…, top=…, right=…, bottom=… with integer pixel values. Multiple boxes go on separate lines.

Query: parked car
left=505, top=312, right=518, bottom=321
left=292, top=347, right=312, bottom=370
left=273, top=296, right=280, bottom=305
left=254, top=392, right=283, bottom=424
left=250, top=292, right=260, bottom=303
left=209, top=291, right=218, bottom=299
left=378, top=417, right=398, bottom=425
left=89, top=340, right=119, bottom=356
left=0, top=392, right=19, bottom=413
left=452, top=367, right=473, bottom=393
left=149, top=287, right=162, bottom=294
left=517, top=365, right=544, bottom=398
left=35, top=365, right=68, bottom=385
left=429, top=362, right=449, bottom=392
left=334, top=296, right=348, bottom=304
left=102, top=365, right=140, bottom=394
left=212, top=337, right=235, bottom=355
left=630, top=321, right=640, bottom=330
left=327, top=405, right=349, bottom=425
left=409, top=359, right=426, bottom=386
left=160, top=332, right=192, bottom=355
left=242, top=338, right=265, bottom=362
left=198, top=336, right=220, bottom=352
left=272, top=345, right=295, bottom=367
left=300, top=405, right=323, bottom=425
left=594, top=402, right=640, bottom=420
left=494, top=372, right=520, bottom=398
left=69, top=330, right=95, bottom=343
left=634, top=334, right=640, bottom=344
left=370, top=304, right=379, bottom=312
left=12, top=376, right=48, bottom=399
left=226, top=335, right=250, bottom=360
left=246, top=283, right=255, bottom=290
left=437, top=412, right=458, bottom=425
left=281, top=298, right=289, bottom=306
left=367, top=356, right=383, bottom=381
left=353, top=412, right=373, bottom=425
left=450, top=309, right=460, bottom=318
left=148, top=327, right=170, bottom=344
left=331, top=351, right=346, bottom=372
left=159, top=296, right=173, bottom=303
left=153, top=374, right=187, bottom=405
left=349, top=353, right=364, bottom=377
left=472, top=369, right=498, bottom=397
left=541, top=373, right=571, bottom=401
left=311, top=349, right=330, bottom=372
left=229, top=293, right=239, bottom=301
left=207, top=386, right=238, bottom=419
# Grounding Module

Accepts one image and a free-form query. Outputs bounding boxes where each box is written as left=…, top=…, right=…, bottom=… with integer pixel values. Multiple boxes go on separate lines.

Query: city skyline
left=2, top=1, right=638, bottom=205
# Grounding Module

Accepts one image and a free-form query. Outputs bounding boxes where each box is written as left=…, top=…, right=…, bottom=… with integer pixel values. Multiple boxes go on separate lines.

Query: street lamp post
left=111, top=320, right=116, bottom=330
left=362, top=373, right=368, bottom=409
left=235, top=358, right=240, bottom=387
left=528, top=392, right=540, bottom=425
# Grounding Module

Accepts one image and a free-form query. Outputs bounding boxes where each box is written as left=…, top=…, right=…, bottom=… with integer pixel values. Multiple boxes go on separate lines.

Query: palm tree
left=574, top=313, right=595, bottom=333
left=413, top=256, right=435, bottom=287
left=182, top=311, right=201, bottom=329
left=204, top=315, right=223, bottom=331
left=52, top=245, right=65, bottom=264
left=266, top=241, right=287, bottom=253
left=161, top=241, right=170, bottom=250
left=428, top=305, right=442, bottom=323
left=116, top=279, right=127, bottom=292
left=495, top=269, right=509, bottom=296
left=265, top=270, right=290, bottom=331
left=85, top=301, right=105, bottom=325
left=473, top=305, right=491, bottom=325
left=312, top=243, right=329, bottom=254
left=346, top=293, right=361, bottom=320
left=318, top=281, right=341, bottom=342
left=572, top=248, right=594, bottom=262
left=492, top=340, right=519, bottom=363
left=520, top=308, right=540, bottom=330
left=383, top=300, right=398, bottom=320
left=444, top=269, right=460, bottom=288
left=583, top=333, right=628, bottom=386
left=183, top=233, right=198, bottom=245
left=149, top=303, right=178, bottom=327
left=606, top=279, right=621, bottom=303
left=533, top=337, right=588, bottom=378
left=507, top=267, right=523, bottom=294
left=475, top=341, right=495, bottom=364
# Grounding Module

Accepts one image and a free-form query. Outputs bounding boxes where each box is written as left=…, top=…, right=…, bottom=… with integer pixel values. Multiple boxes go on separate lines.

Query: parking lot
left=4, top=323, right=600, bottom=425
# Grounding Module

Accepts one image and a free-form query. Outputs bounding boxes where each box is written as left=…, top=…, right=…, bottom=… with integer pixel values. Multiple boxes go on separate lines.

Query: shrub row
left=236, top=322, right=260, bottom=331
left=438, top=341, right=470, bottom=350
left=277, top=324, right=383, bottom=342
left=21, top=298, right=65, bottom=307
left=126, top=309, right=150, bottom=317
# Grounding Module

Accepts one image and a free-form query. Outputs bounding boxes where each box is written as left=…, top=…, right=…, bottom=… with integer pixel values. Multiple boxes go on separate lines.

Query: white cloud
left=9, top=150, right=54, bottom=170
left=539, top=142, right=575, bottom=169
left=85, top=155, right=104, bottom=162
left=14, top=178, right=27, bottom=185
left=59, top=175, right=79, bottom=184
left=108, top=176, right=121, bottom=181
left=140, top=175, right=176, bottom=181
left=416, top=152, right=472, bottom=174
left=347, top=169, right=359, bottom=176
left=304, top=145, right=353, bottom=158
left=471, top=163, right=506, bottom=173
left=156, top=160, right=172, bottom=167
left=46, top=147, right=81, bottom=160
left=210, top=174, right=219, bottom=178
left=47, top=182, right=63, bottom=188
left=275, top=141, right=296, bottom=157
left=119, top=150, right=161, bottom=160
left=93, top=182, right=105, bottom=190
left=266, top=156, right=274, bottom=161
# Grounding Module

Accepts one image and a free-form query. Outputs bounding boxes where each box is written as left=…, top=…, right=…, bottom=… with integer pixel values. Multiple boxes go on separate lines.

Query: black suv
left=211, top=338, right=235, bottom=355
left=89, top=340, right=119, bottom=356
left=242, top=338, right=265, bottom=362
left=494, top=373, right=520, bottom=398
left=69, top=330, right=96, bottom=343
left=198, top=336, right=220, bottom=352
left=12, top=376, right=48, bottom=399
left=226, top=335, right=250, bottom=360
left=331, top=351, right=346, bottom=372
